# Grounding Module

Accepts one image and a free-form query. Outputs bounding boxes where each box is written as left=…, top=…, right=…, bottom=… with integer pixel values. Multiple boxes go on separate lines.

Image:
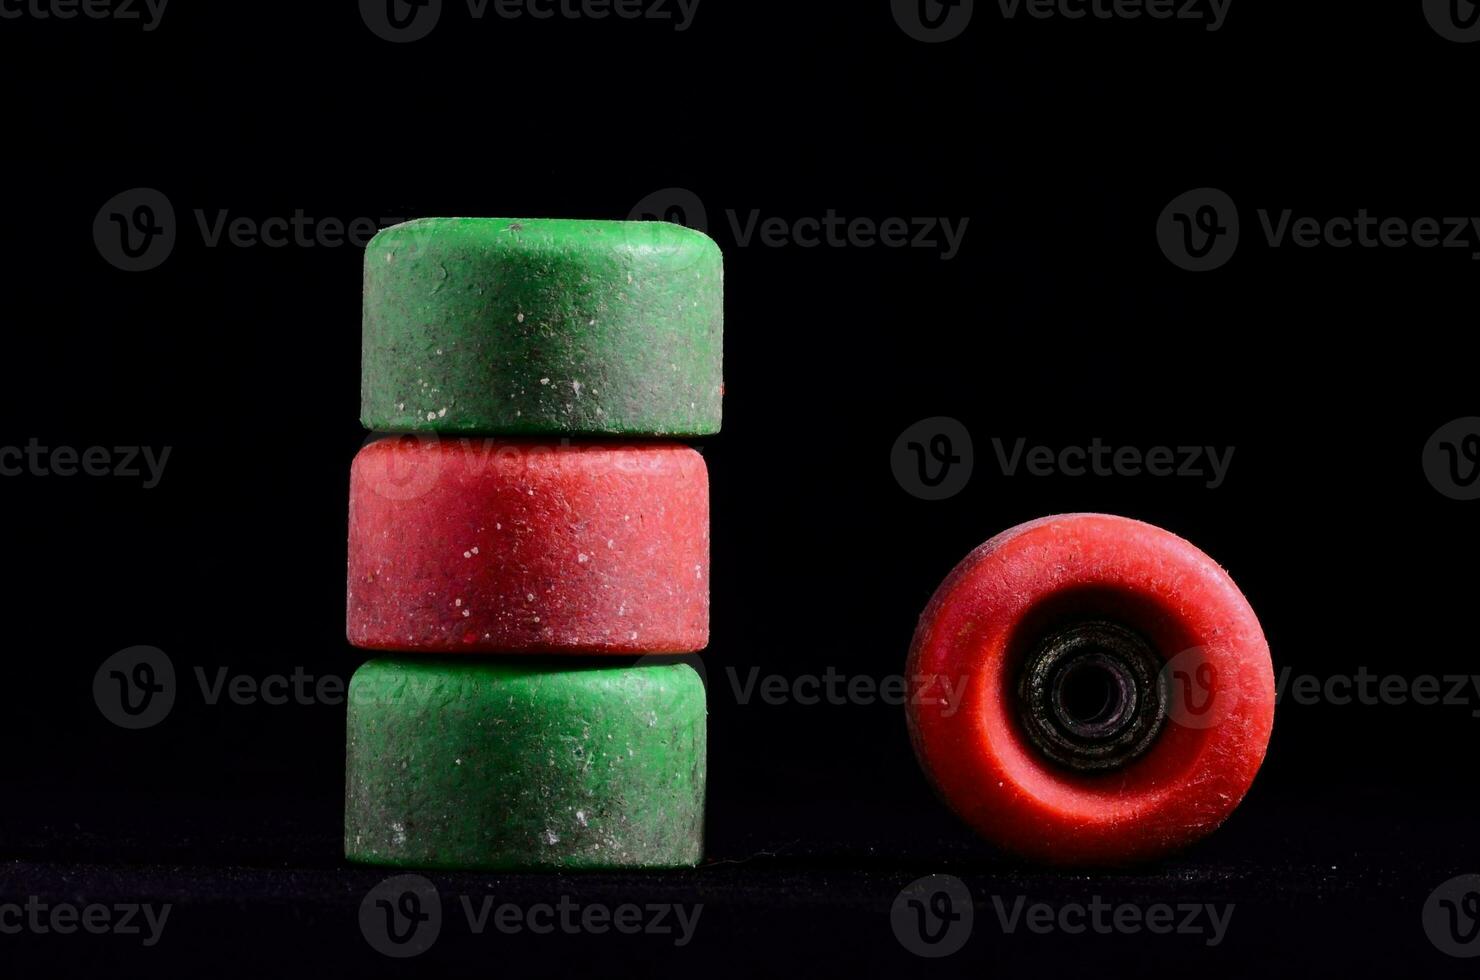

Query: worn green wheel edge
left=361, top=217, right=723, bottom=437
left=344, top=657, right=707, bottom=871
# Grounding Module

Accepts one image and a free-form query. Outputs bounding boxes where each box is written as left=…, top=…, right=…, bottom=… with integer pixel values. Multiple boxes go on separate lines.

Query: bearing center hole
left=1057, top=660, right=1120, bottom=727
left=1016, top=620, right=1167, bottom=772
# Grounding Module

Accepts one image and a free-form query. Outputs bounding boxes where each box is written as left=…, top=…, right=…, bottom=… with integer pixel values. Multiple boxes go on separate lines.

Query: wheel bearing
left=1017, top=621, right=1168, bottom=773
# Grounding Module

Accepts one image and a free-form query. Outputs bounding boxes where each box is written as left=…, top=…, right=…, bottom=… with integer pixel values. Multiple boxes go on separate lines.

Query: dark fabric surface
left=2, top=784, right=1471, bottom=976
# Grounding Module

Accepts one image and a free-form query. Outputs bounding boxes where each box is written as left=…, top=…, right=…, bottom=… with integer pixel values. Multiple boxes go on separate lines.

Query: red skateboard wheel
left=348, top=437, right=708, bottom=654
left=905, top=513, right=1274, bottom=865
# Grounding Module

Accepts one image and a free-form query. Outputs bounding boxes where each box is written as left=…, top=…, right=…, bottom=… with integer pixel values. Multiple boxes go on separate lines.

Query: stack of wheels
left=344, top=218, right=722, bottom=871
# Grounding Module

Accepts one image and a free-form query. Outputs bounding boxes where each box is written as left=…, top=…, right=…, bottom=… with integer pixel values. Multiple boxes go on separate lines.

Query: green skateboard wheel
left=344, top=658, right=707, bottom=871
left=361, top=218, right=723, bottom=436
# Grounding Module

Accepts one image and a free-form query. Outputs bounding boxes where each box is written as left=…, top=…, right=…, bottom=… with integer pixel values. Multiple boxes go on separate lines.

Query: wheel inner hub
left=1017, top=620, right=1167, bottom=772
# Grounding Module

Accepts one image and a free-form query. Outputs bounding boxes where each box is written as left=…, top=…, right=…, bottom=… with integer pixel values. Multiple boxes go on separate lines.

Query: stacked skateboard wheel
left=344, top=218, right=721, bottom=871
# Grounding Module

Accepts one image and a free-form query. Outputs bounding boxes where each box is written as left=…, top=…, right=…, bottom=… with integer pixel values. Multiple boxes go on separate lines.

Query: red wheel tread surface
left=348, top=437, right=709, bottom=654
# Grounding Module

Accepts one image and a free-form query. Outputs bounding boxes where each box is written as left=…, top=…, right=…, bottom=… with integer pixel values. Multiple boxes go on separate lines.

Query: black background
left=2, top=1, right=1477, bottom=975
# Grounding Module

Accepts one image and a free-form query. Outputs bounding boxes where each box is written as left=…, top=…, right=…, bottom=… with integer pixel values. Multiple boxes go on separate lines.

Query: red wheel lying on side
left=905, top=513, right=1274, bottom=865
